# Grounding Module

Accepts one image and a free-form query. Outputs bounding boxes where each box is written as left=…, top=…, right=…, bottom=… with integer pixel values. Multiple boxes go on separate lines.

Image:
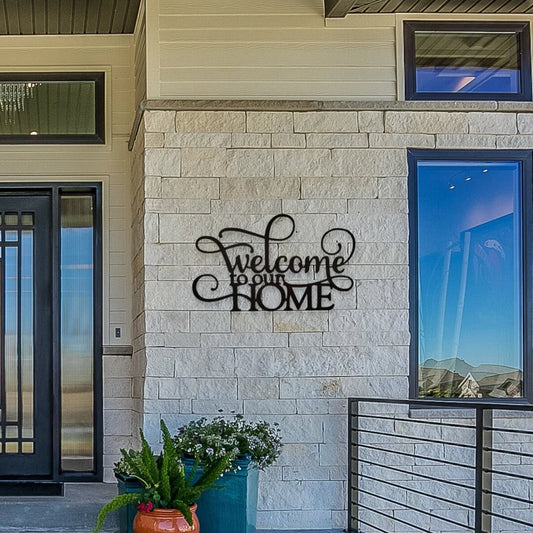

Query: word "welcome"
left=192, top=214, right=355, bottom=312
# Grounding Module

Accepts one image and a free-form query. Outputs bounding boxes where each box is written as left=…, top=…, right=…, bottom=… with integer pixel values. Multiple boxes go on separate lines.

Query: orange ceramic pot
left=133, top=505, right=200, bottom=533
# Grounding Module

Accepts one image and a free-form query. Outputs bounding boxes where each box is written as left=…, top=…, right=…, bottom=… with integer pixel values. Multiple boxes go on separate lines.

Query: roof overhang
left=0, top=0, right=141, bottom=35
left=326, top=0, right=533, bottom=18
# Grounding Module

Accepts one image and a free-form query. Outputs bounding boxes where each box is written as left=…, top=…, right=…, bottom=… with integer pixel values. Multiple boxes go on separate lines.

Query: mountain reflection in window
left=417, top=160, right=523, bottom=398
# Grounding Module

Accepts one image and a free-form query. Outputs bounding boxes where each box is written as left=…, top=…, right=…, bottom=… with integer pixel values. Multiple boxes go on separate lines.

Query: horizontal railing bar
left=355, top=412, right=475, bottom=430
left=483, top=508, right=533, bottom=529
left=358, top=487, right=475, bottom=530
left=354, top=427, right=476, bottom=449
left=349, top=399, right=533, bottom=533
left=358, top=442, right=475, bottom=470
left=350, top=397, right=533, bottom=411
left=356, top=517, right=391, bottom=533
left=357, top=458, right=474, bottom=490
left=356, top=502, right=430, bottom=533
left=484, top=468, right=533, bottom=482
left=485, top=446, right=533, bottom=459
left=483, top=488, right=533, bottom=506
left=359, top=472, right=476, bottom=511
left=484, top=426, right=533, bottom=436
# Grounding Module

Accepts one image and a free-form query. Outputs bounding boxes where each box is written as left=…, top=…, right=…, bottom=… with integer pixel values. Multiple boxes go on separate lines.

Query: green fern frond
left=140, top=428, right=160, bottom=484
left=193, top=453, right=231, bottom=495
left=121, top=448, right=153, bottom=487
left=171, top=499, right=193, bottom=526
left=93, top=492, right=140, bottom=533
left=161, top=419, right=181, bottom=481
left=160, top=447, right=171, bottom=502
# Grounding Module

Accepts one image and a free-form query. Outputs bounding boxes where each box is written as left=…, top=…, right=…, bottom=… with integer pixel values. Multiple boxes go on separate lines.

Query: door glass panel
left=5, top=442, right=18, bottom=453
left=21, top=230, right=33, bottom=439
left=5, top=231, right=17, bottom=242
left=5, top=245, right=18, bottom=424
left=1, top=214, right=35, bottom=455
left=60, top=194, right=94, bottom=472
left=4, top=213, right=17, bottom=226
left=21, top=214, right=33, bottom=226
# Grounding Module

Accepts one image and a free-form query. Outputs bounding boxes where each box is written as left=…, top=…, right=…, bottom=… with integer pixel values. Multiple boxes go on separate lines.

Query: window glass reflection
left=0, top=81, right=96, bottom=135
left=417, top=161, right=523, bottom=398
left=415, top=31, right=521, bottom=94
left=60, top=195, right=94, bottom=471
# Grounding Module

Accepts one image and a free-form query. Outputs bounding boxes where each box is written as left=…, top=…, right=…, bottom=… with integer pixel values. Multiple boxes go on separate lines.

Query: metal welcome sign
left=192, top=214, right=355, bottom=311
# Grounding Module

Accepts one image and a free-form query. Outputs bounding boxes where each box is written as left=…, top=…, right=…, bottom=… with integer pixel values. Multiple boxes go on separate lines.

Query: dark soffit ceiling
left=326, top=0, right=533, bottom=17
left=0, top=0, right=141, bottom=35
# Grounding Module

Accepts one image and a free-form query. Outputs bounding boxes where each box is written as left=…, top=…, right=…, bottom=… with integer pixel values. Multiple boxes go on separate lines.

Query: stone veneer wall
left=131, top=102, right=533, bottom=530
left=103, top=345, right=134, bottom=481
left=102, top=125, right=147, bottom=482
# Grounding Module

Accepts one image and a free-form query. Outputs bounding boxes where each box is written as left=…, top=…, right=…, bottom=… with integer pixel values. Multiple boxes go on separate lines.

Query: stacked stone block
left=132, top=104, right=533, bottom=530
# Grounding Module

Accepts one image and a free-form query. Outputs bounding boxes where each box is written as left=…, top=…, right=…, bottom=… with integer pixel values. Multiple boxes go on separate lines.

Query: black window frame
left=404, top=21, right=532, bottom=101
left=0, top=72, right=105, bottom=144
left=408, top=149, right=533, bottom=404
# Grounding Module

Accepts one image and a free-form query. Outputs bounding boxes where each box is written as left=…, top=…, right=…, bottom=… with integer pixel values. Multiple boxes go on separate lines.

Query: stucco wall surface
left=134, top=106, right=533, bottom=529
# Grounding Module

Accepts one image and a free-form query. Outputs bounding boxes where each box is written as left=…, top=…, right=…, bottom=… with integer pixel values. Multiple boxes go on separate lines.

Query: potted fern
left=93, top=419, right=232, bottom=533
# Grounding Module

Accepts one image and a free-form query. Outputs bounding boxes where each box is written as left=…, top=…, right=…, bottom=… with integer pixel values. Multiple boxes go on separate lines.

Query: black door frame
left=0, top=183, right=102, bottom=482
left=0, top=194, right=52, bottom=477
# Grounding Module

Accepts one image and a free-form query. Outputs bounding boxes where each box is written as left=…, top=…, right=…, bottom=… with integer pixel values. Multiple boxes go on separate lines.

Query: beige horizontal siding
left=150, top=2, right=396, bottom=100
left=159, top=0, right=326, bottom=15
left=0, top=33, right=134, bottom=346
left=134, top=3, right=147, bottom=107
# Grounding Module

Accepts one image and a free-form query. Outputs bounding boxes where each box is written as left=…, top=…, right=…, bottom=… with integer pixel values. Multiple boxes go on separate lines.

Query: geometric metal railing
left=348, top=398, right=533, bottom=533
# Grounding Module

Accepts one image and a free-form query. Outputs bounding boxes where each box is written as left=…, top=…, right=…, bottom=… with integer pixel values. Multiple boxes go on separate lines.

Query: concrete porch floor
left=0, top=483, right=345, bottom=533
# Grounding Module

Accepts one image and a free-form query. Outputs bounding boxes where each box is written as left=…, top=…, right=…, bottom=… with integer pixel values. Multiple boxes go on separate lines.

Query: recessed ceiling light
left=482, top=169, right=488, bottom=173
left=465, top=176, right=472, bottom=181
left=449, top=184, right=456, bottom=190
left=29, top=131, right=38, bottom=135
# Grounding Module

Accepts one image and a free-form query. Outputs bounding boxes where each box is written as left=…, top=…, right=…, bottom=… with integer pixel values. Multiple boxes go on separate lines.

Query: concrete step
left=0, top=483, right=118, bottom=532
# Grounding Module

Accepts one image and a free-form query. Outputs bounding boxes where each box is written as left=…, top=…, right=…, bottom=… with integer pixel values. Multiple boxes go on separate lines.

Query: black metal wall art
left=192, top=214, right=355, bottom=311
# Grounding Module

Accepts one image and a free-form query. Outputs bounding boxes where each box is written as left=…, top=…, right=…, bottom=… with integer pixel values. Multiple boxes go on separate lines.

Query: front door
left=0, top=195, right=52, bottom=477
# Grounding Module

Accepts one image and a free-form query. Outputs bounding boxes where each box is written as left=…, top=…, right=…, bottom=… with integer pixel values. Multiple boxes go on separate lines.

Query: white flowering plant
left=173, top=414, right=282, bottom=471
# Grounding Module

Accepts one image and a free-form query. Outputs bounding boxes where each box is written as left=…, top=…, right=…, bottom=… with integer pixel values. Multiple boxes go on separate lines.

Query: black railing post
left=348, top=399, right=359, bottom=533
left=475, top=407, right=493, bottom=533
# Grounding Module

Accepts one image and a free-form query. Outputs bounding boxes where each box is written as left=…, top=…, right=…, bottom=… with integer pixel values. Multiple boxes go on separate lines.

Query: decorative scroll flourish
left=192, top=214, right=355, bottom=312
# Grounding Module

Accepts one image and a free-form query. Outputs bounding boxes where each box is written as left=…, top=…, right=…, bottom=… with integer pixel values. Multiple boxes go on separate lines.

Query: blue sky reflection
left=417, top=160, right=522, bottom=376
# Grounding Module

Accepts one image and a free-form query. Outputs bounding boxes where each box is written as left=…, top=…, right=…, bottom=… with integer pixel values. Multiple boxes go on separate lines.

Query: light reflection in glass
left=417, top=160, right=523, bottom=398
left=415, top=31, right=521, bottom=94
left=5, top=245, right=18, bottom=422
left=21, top=230, right=33, bottom=439
left=60, top=195, right=94, bottom=472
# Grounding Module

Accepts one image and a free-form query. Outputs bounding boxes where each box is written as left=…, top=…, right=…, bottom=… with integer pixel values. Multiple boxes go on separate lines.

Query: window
left=404, top=21, right=532, bottom=101
left=408, top=150, right=532, bottom=400
left=60, top=193, right=99, bottom=472
left=0, top=73, right=104, bottom=143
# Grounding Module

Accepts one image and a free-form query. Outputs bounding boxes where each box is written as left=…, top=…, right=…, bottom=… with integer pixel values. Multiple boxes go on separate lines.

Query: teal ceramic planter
left=116, top=473, right=142, bottom=533
left=184, top=455, right=259, bottom=533
left=115, top=456, right=259, bottom=533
